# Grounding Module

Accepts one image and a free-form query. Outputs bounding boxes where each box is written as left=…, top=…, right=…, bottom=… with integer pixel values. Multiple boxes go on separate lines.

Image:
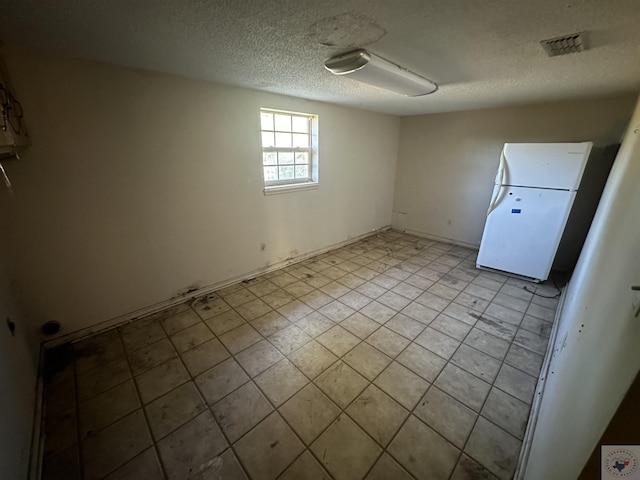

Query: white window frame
left=259, top=108, right=319, bottom=195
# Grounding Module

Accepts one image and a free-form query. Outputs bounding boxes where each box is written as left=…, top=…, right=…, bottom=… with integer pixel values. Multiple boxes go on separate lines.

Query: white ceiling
left=1, top=0, right=639, bottom=115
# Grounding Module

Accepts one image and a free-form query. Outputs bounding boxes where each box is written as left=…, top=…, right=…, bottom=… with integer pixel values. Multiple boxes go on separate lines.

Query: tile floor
left=39, top=230, right=559, bottom=480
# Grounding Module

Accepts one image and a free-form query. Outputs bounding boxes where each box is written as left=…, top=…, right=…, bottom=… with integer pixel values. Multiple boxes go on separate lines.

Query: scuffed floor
left=39, top=230, right=558, bottom=480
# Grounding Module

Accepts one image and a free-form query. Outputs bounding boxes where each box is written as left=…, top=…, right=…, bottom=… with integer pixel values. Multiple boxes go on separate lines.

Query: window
left=260, top=108, right=318, bottom=192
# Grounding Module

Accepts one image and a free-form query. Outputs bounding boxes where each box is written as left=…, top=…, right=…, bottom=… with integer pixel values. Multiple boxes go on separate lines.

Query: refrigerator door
left=499, top=142, right=592, bottom=190
left=477, top=185, right=577, bottom=281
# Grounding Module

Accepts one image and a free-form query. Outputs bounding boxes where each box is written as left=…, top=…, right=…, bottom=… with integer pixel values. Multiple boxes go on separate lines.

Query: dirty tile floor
left=40, top=230, right=559, bottom=480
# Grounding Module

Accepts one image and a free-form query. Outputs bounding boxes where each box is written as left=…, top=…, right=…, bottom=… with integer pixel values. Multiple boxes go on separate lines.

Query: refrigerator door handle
left=486, top=150, right=507, bottom=216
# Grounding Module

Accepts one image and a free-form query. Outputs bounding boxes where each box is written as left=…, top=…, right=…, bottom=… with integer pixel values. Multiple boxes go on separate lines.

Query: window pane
left=261, top=132, right=275, bottom=148
left=279, top=166, right=294, bottom=180
left=263, top=152, right=277, bottom=165
left=264, top=166, right=278, bottom=181
left=275, top=132, right=292, bottom=148
left=295, top=152, right=309, bottom=164
left=291, top=116, right=309, bottom=133
left=260, top=112, right=274, bottom=131
left=295, top=165, right=309, bottom=179
left=292, top=133, right=309, bottom=148
left=274, top=114, right=291, bottom=132
left=278, top=152, right=294, bottom=164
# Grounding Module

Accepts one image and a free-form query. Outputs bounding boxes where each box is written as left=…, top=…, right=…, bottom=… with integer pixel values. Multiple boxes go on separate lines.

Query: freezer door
left=500, top=142, right=592, bottom=190
left=477, top=186, right=577, bottom=281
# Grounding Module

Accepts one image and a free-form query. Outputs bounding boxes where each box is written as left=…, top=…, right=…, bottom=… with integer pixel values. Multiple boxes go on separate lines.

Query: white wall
left=1, top=51, right=399, bottom=336
left=0, top=244, right=38, bottom=479
left=392, top=95, right=636, bottom=247
left=523, top=95, right=640, bottom=479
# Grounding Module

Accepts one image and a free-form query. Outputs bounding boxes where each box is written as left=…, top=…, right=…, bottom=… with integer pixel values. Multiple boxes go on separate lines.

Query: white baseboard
left=514, top=281, right=569, bottom=480
left=402, top=228, right=480, bottom=251
left=42, top=226, right=391, bottom=348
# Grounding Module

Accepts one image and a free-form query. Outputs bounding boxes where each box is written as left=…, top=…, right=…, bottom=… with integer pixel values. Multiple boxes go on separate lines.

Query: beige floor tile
left=377, top=291, right=412, bottom=311
left=451, top=454, right=499, bottom=480
left=250, top=311, right=291, bottom=337
left=314, top=361, right=368, bottom=409
left=415, top=291, right=451, bottom=312
left=343, top=342, right=392, bottom=381
left=521, top=315, right=552, bottom=338
left=463, top=284, right=497, bottom=302
left=74, top=329, right=126, bottom=374
left=360, top=301, right=396, bottom=324
left=245, top=279, right=281, bottom=298
left=485, top=303, right=524, bottom=326
left=526, top=302, right=556, bottom=321
left=441, top=303, right=480, bottom=326
left=482, top=388, right=530, bottom=440
left=219, top=324, right=263, bottom=354
left=453, top=292, right=490, bottom=313
left=262, top=289, right=297, bottom=309
left=430, top=314, right=472, bottom=340
left=302, top=273, right=332, bottom=290
left=355, top=281, right=387, bottom=299
left=434, top=364, right=491, bottom=412
left=388, top=415, right=459, bottom=480
left=277, top=299, right=314, bottom=321
left=494, top=364, right=537, bottom=404
left=135, top=357, right=189, bottom=404
left=374, top=361, right=429, bottom=410
left=366, top=327, right=410, bottom=357
left=268, top=324, right=312, bottom=355
left=205, top=310, right=246, bottom=336
left=464, top=328, right=510, bottom=360
left=465, top=417, right=521, bottom=480
left=255, top=359, right=308, bottom=407
left=157, top=411, right=228, bottom=480
left=189, top=448, right=248, bottom=480
left=475, top=317, right=518, bottom=342
left=161, top=308, right=202, bottom=335
left=128, top=338, right=177, bottom=376
left=76, top=357, right=131, bottom=402
left=196, top=358, right=250, bottom=405
left=338, top=290, right=373, bottom=310
left=43, top=408, right=77, bottom=458
left=235, top=339, right=284, bottom=377
left=340, top=312, right=380, bottom=339
left=279, top=451, right=331, bottom=480
left=145, top=381, right=206, bottom=441
left=311, top=414, right=382, bottom=480
left=279, top=383, right=340, bottom=444
left=492, top=292, right=530, bottom=314
left=414, top=387, right=476, bottom=448
left=191, top=294, right=232, bottom=320
left=102, top=447, right=163, bottom=479
left=504, top=344, right=544, bottom=377
left=283, top=280, right=316, bottom=298
left=288, top=341, right=338, bottom=379
left=170, top=322, right=214, bottom=353
left=404, top=274, right=435, bottom=291
left=223, top=288, right=258, bottom=308
left=120, top=319, right=166, bottom=353
left=370, top=273, right=401, bottom=289
left=235, top=298, right=273, bottom=321
left=299, top=290, right=334, bottom=309
left=346, top=385, right=408, bottom=447
left=396, top=343, right=446, bottom=382
left=81, top=410, right=152, bottom=480
left=234, top=412, right=304, bottom=480
left=296, top=311, right=334, bottom=337
left=79, top=380, right=140, bottom=439
left=318, top=300, right=356, bottom=322
left=385, top=313, right=426, bottom=340
left=181, top=337, right=230, bottom=376
left=366, top=453, right=414, bottom=480
left=414, top=327, right=460, bottom=360
left=513, top=328, right=549, bottom=355
left=401, top=301, right=439, bottom=324
left=212, top=381, right=273, bottom=442
left=316, top=325, right=360, bottom=357
left=451, top=344, right=502, bottom=383
left=391, top=282, right=424, bottom=300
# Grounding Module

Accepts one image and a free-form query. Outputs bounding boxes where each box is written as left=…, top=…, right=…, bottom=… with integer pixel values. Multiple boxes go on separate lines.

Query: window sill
left=263, top=182, right=319, bottom=196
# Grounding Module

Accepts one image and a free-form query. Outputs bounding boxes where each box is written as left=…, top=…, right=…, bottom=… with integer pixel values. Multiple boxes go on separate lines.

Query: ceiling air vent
left=541, top=32, right=588, bottom=57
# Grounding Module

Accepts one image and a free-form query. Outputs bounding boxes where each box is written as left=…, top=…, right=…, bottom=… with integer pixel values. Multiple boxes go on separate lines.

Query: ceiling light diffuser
left=324, top=49, right=437, bottom=97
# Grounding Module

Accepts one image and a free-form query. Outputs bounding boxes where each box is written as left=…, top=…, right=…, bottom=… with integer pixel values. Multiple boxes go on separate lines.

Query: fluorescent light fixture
left=324, top=49, right=437, bottom=97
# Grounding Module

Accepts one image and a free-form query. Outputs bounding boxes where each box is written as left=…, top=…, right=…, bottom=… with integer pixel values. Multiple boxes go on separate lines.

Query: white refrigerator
left=476, top=142, right=593, bottom=282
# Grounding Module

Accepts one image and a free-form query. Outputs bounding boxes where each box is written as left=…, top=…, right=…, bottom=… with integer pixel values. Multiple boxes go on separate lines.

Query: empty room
left=1, top=1, right=639, bottom=480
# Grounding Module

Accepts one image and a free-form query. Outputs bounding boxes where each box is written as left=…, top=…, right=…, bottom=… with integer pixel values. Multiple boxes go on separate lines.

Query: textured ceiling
left=0, top=0, right=639, bottom=115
